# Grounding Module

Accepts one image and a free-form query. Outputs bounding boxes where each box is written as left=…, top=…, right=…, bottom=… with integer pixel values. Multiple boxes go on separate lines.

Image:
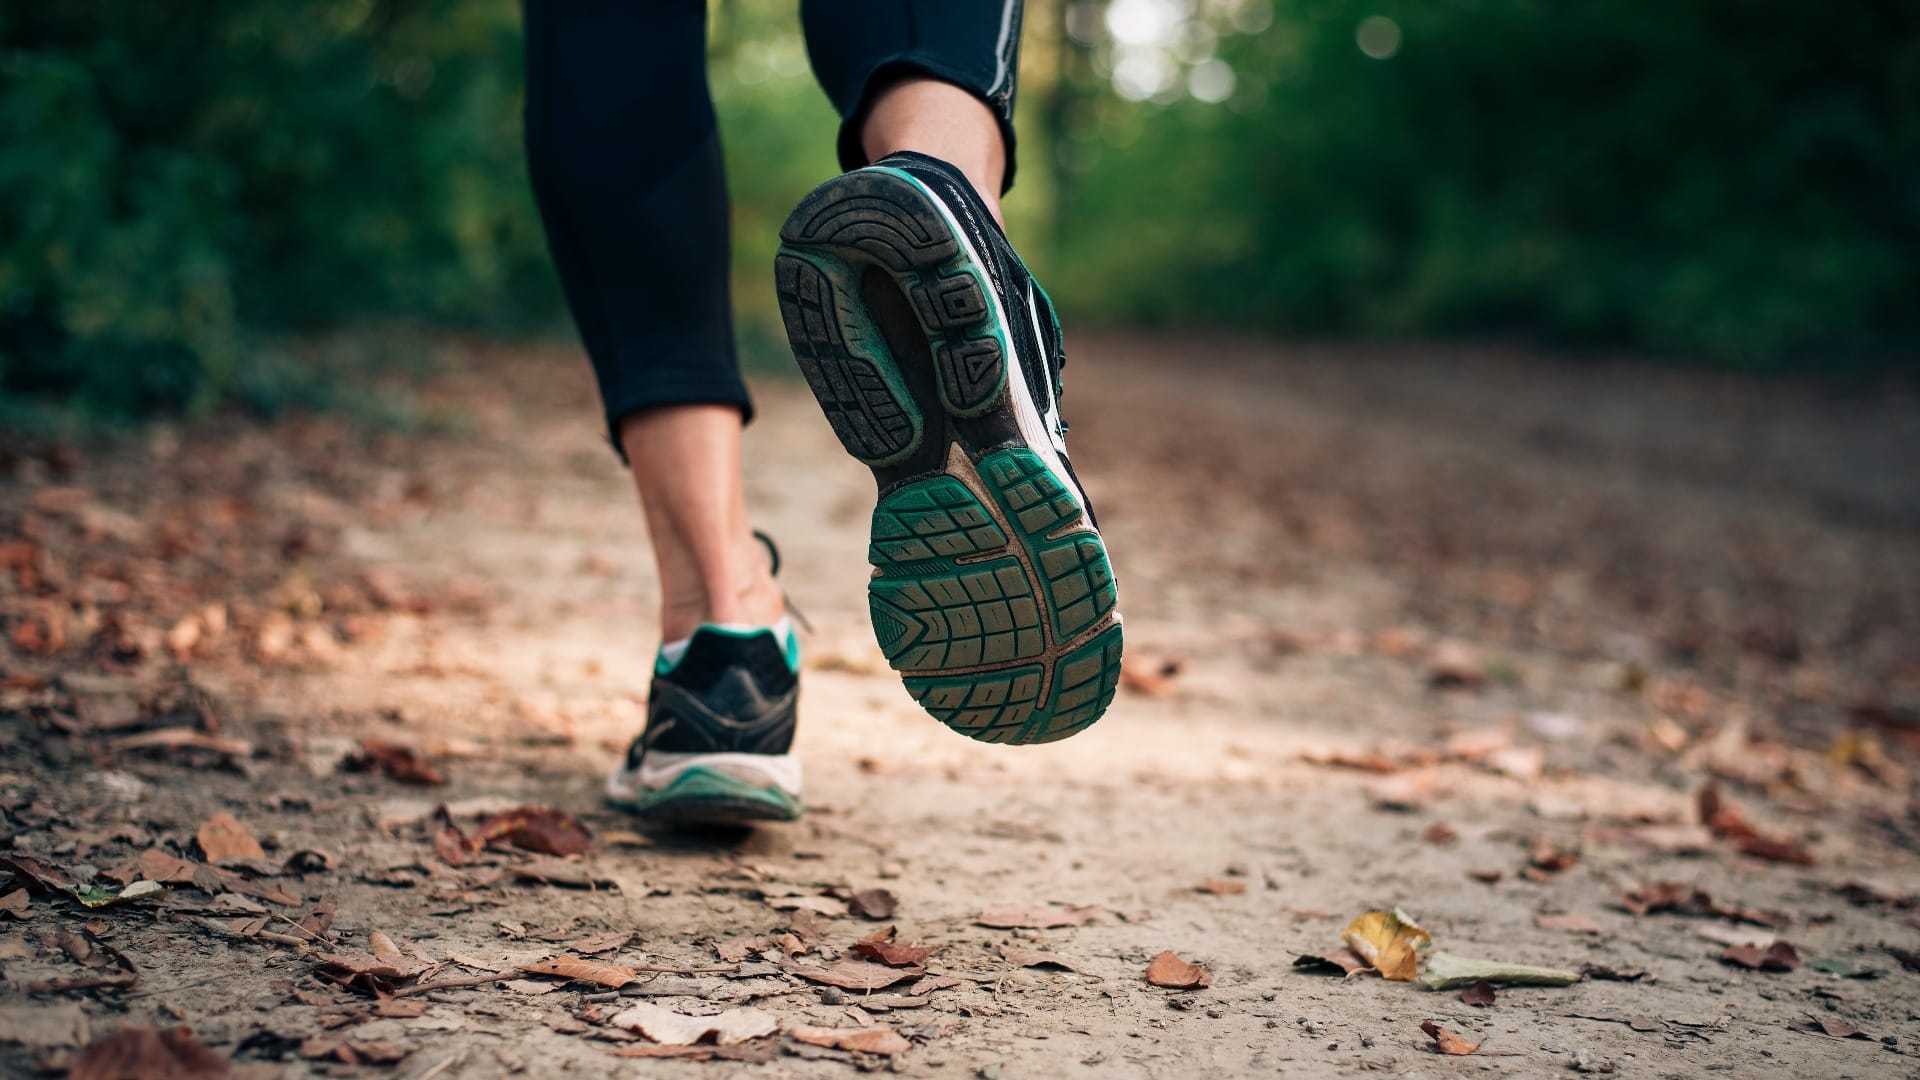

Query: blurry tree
left=2, top=0, right=1913, bottom=424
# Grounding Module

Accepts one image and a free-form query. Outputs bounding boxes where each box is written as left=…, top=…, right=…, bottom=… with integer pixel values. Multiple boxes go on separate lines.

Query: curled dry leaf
left=1535, top=913, right=1603, bottom=934
left=849, top=927, right=936, bottom=968
left=1194, top=879, right=1247, bottom=895
left=610, top=1002, right=777, bottom=1046
left=789, top=1024, right=911, bottom=1056
left=1420, top=1020, right=1481, bottom=1056
left=194, top=812, right=265, bottom=864
left=518, top=955, right=638, bottom=988
left=1418, top=952, right=1580, bottom=990
left=1577, top=962, right=1649, bottom=981
left=345, top=737, right=446, bottom=785
left=1002, top=946, right=1080, bottom=972
left=1119, top=654, right=1182, bottom=697
left=1421, top=822, right=1458, bottom=846
left=1292, top=948, right=1369, bottom=977
left=847, top=888, right=897, bottom=920
left=1459, top=980, right=1497, bottom=1006
left=477, top=806, right=591, bottom=856
left=1144, top=950, right=1211, bottom=989
left=69, top=1025, right=229, bottom=1080
left=1341, top=908, right=1431, bottom=981
left=974, top=903, right=1098, bottom=929
left=1795, top=1018, right=1872, bottom=1040
left=1617, top=881, right=1786, bottom=928
left=784, top=958, right=923, bottom=991
left=1721, top=941, right=1800, bottom=972
left=1697, top=781, right=1815, bottom=866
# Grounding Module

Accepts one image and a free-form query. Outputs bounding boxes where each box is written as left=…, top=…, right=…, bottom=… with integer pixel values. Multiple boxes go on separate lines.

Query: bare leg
left=618, top=405, right=785, bottom=643
left=861, top=77, right=1007, bottom=226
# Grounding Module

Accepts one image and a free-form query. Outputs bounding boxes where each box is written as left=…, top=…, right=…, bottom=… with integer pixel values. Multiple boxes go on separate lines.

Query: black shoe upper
left=627, top=626, right=798, bottom=771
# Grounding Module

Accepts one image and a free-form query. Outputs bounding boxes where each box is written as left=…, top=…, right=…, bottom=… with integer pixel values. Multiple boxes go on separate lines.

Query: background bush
left=2, top=0, right=1913, bottom=422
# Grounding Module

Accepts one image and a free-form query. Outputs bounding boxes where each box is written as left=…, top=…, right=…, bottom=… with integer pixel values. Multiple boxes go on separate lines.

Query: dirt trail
left=2, top=334, right=1917, bottom=1077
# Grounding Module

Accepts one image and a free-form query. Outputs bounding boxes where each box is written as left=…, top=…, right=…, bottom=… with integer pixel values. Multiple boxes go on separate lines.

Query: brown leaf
left=1002, top=946, right=1080, bottom=972
left=1368, top=768, right=1441, bottom=811
left=610, top=1002, right=777, bottom=1046
left=1467, top=869, right=1503, bottom=884
left=564, top=930, right=633, bottom=956
left=1459, top=980, right=1497, bottom=1006
left=1697, top=781, right=1815, bottom=865
left=847, top=888, right=897, bottom=920
left=1144, top=950, right=1211, bottom=989
left=344, top=737, right=446, bottom=785
left=784, top=958, right=923, bottom=991
left=477, top=806, right=592, bottom=856
left=1194, top=879, right=1247, bottom=895
left=1420, top=1019, right=1481, bottom=1056
left=1292, top=948, right=1369, bottom=977
left=1421, top=822, right=1459, bottom=846
left=848, top=927, right=936, bottom=968
left=790, top=1024, right=911, bottom=1055
left=1119, top=654, right=1182, bottom=697
left=974, top=903, right=1098, bottom=929
left=1577, top=962, right=1648, bottom=982
left=1341, top=909, right=1431, bottom=981
left=106, top=728, right=253, bottom=758
left=1535, top=913, right=1602, bottom=935
left=194, top=813, right=265, bottom=864
left=69, top=1025, right=229, bottom=1080
left=1527, top=836, right=1578, bottom=873
left=1721, top=941, right=1800, bottom=972
left=0, top=854, right=75, bottom=893
left=0, top=888, right=29, bottom=919
left=1795, top=1018, right=1872, bottom=1040
left=517, top=954, right=638, bottom=988
left=1616, top=881, right=1786, bottom=927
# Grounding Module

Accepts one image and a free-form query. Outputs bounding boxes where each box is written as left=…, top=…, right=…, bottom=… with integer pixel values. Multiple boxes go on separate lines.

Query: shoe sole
left=775, top=168, right=1123, bottom=746
left=607, top=764, right=803, bottom=825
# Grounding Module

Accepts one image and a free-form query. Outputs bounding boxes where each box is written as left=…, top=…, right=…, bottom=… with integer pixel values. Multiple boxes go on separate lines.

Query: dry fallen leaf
left=974, top=903, right=1098, bottom=929
left=1721, top=942, right=1800, bottom=972
left=1535, top=913, right=1603, bottom=935
left=1421, top=822, right=1458, bottom=846
left=1368, top=768, right=1442, bottom=811
left=518, top=955, right=638, bottom=988
left=1420, top=1019, right=1481, bottom=1056
left=784, top=958, right=923, bottom=991
left=1418, top=952, right=1580, bottom=990
left=1119, top=654, right=1182, bottom=697
left=1459, top=980, right=1497, bottom=1006
left=1697, top=781, right=1815, bottom=865
left=1194, top=879, right=1247, bottom=896
left=478, top=806, right=592, bottom=856
left=848, top=927, right=935, bottom=968
left=847, top=888, right=897, bottom=920
left=69, top=1025, right=229, bottom=1080
left=1577, top=962, right=1648, bottom=982
left=194, top=813, right=265, bottom=864
left=610, top=1002, right=776, bottom=1046
left=1341, top=908, right=1431, bottom=981
left=1002, top=946, right=1080, bottom=972
left=1794, top=1018, right=1872, bottom=1040
left=1292, top=949, right=1370, bottom=977
left=1144, top=950, right=1211, bottom=989
left=789, top=1024, right=911, bottom=1056
left=345, top=737, right=446, bottom=785
left=1616, top=881, right=1786, bottom=927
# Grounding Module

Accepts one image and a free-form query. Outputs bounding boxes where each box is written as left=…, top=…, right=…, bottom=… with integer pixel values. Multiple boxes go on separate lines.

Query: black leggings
left=522, top=0, right=1024, bottom=448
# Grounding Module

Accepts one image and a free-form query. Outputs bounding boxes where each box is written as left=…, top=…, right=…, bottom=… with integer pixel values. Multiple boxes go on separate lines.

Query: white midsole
left=606, top=751, right=803, bottom=802
left=879, top=167, right=1094, bottom=531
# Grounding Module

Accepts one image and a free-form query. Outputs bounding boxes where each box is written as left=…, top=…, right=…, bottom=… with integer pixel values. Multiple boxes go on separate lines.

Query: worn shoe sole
left=775, top=168, right=1123, bottom=745
left=606, top=752, right=803, bottom=824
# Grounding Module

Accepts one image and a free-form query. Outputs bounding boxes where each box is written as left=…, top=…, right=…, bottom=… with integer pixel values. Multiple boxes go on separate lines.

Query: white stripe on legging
left=988, top=0, right=1019, bottom=96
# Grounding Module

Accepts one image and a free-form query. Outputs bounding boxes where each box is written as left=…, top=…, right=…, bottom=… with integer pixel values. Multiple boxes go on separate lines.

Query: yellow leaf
left=1341, top=908, right=1432, bottom=981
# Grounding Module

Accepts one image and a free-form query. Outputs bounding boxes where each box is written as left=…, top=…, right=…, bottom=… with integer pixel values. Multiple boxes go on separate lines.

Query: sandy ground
left=2, top=333, right=1918, bottom=1078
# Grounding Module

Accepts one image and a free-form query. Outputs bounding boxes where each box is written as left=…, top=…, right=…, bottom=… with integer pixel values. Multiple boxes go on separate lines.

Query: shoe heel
left=775, top=247, right=925, bottom=467
left=779, top=170, right=1008, bottom=420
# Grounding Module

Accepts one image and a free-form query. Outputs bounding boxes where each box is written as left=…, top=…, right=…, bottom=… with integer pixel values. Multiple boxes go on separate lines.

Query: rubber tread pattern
left=778, top=171, right=1006, bottom=421
left=775, top=253, right=921, bottom=465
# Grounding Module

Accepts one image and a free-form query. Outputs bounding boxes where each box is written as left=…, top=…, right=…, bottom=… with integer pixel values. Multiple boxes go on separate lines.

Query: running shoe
left=605, top=620, right=803, bottom=823
left=774, top=151, right=1123, bottom=745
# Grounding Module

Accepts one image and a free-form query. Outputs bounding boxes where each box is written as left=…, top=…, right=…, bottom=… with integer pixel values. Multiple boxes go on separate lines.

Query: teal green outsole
left=609, top=767, right=803, bottom=825
left=870, top=448, right=1123, bottom=745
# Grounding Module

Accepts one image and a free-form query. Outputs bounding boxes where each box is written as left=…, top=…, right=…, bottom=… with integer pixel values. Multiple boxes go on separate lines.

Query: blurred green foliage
left=2, top=1, right=1912, bottom=423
